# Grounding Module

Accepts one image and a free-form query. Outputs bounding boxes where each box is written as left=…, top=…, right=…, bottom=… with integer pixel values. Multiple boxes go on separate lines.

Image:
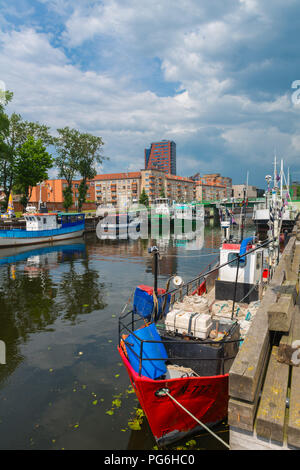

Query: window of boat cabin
left=256, top=252, right=262, bottom=270
left=228, top=252, right=247, bottom=267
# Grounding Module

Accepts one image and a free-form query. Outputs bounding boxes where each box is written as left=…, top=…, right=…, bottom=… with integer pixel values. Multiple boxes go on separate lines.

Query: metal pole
left=154, top=249, right=158, bottom=296
left=231, top=254, right=240, bottom=320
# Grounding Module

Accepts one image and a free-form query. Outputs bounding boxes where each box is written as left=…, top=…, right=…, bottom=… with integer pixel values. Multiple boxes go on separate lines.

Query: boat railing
left=0, top=226, right=24, bottom=231
left=119, top=310, right=241, bottom=377
left=118, top=238, right=275, bottom=378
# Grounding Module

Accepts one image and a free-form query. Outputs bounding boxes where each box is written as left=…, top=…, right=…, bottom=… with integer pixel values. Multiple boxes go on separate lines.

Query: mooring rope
left=164, top=390, right=230, bottom=450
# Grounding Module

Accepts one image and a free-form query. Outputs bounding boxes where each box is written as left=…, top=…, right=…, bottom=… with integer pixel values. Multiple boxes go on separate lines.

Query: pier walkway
left=228, top=217, right=300, bottom=450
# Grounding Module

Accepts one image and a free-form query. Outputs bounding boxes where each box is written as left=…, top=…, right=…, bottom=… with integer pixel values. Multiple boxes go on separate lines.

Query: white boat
left=25, top=205, right=38, bottom=213
left=98, top=212, right=140, bottom=237
left=253, top=159, right=297, bottom=233
left=153, top=198, right=173, bottom=217
left=173, top=203, right=205, bottom=222
left=0, top=212, right=85, bottom=247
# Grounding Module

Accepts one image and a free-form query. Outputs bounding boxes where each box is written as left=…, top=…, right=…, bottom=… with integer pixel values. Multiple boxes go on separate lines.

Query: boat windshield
left=228, top=252, right=247, bottom=267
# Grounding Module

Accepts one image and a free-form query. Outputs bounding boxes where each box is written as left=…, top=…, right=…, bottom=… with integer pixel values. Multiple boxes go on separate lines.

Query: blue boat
left=0, top=212, right=85, bottom=248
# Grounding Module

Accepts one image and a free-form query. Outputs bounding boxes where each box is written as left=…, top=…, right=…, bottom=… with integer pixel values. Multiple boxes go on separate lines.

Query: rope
left=164, top=390, right=230, bottom=450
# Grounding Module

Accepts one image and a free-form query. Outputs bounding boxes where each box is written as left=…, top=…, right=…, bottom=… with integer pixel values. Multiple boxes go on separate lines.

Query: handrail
left=118, top=237, right=274, bottom=377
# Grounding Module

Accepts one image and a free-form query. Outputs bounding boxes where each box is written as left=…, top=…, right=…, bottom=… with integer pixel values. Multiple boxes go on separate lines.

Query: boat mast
left=280, top=159, right=283, bottom=200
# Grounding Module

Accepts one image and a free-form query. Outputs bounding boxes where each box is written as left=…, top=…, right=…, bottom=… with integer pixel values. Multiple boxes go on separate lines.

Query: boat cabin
left=218, top=242, right=264, bottom=285
left=23, top=213, right=85, bottom=231
left=215, top=240, right=264, bottom=303
left=153, top=198, right=171, bottom=206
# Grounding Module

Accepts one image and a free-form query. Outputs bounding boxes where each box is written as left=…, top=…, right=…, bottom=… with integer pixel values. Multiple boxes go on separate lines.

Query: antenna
left=273, top=151, right=278, bottom=188
left=280, top=159, right=283, bottom=199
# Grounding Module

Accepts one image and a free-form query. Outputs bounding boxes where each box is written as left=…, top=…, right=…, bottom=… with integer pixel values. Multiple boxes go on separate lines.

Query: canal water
left=0, top=219, right=255, bottom=450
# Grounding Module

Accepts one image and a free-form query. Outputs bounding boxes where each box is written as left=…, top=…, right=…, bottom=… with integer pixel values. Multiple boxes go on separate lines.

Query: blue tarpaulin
left=239, top=237, right=255, bottom=262
left=133, top=286, right=170, bottom=319
left=125, top=323, right=168, bottom=379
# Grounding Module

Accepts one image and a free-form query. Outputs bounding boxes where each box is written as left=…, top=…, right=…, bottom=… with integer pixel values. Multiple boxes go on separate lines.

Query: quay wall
left=228, top=214, right=300, bottom=450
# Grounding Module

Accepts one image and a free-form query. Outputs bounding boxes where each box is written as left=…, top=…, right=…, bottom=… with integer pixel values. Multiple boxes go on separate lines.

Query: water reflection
left=0, top=238, right=106, bottom=386
left=0, top=222, right=231, bottom=450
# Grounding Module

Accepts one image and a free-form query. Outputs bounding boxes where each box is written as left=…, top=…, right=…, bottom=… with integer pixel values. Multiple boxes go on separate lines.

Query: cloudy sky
left=1, top=0, right=300, bottom=187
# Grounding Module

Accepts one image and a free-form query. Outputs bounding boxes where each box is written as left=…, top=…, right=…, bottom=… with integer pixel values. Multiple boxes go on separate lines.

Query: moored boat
left=98, top=212, right=141, bottom=238
left=118, top=196, right=281, bottom=447
left=0, top=212, right=85, bottom=247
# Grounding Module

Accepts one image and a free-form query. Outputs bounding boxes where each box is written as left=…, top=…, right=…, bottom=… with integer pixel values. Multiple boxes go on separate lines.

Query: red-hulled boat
left=118, top=202, right=279, bottom=446
left=118, top=265, right=241, bottom=446
left=118, top=338, right=231, bottom=446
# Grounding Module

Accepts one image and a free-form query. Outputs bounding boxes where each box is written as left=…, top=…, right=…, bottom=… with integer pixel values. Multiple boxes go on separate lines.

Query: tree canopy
left=14, top=136, right=53, bottom=209
left=54, top=127, right=105, bottom=211
left=0, top=93, right=106, bottom=212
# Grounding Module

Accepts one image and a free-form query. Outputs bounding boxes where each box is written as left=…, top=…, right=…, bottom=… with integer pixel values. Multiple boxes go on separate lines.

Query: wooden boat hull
left=118, top=345, right=228, bottom=446
left=0, top=227, right=84, bottom=248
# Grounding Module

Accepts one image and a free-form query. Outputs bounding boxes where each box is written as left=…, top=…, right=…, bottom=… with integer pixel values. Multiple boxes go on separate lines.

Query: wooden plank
left=229, top=237, right=294, bottom=403
left=277, top=306, right=300, bottom=365
left=267, top=295, right=294, bottom=333
left=287, top=307, right=300, bottom=449
left=228, top=342, right=270, bottom=431
left=229, top=287, right=278, bottom=403
left=288, top=362, right=300, bottom=447
left=230, top=426, right=292, bottom=450
left=256, top=346, right=289, bottom=444
left=279, top=280, right=298, bottom=304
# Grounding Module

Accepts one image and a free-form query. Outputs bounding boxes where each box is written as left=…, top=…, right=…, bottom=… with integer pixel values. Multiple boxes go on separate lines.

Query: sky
left=1, top=0, right=300, bottom=188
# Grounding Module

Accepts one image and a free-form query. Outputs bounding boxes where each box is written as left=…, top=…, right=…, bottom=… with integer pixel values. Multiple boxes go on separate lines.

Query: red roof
left=93, top=172, right=141, bottom=181
left=166, top=174, right=194, bottom=183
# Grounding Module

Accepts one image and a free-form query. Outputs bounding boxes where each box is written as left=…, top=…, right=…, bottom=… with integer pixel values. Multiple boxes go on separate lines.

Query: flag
left=7, top=193, right=15, bottom=216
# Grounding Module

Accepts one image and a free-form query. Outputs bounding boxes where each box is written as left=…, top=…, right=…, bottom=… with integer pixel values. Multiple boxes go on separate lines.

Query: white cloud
left=0, top=0, right=300, bottom=185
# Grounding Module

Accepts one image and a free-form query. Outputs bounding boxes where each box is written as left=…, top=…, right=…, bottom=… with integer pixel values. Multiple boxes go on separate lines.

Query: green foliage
left=54, top=127, right=105, bottom=211
left=62, top=186, right=73, bottom=212
left=159, top=188, right=166, bottom=198
left=0, top=103, right=54, bottom=210
left=139, top=188, right=149, bottom=207
left=14, top=136, right=53, bottom=209
left=1, top=93, right=106, bottom=213
left=77, top=180, right=88, bottom=212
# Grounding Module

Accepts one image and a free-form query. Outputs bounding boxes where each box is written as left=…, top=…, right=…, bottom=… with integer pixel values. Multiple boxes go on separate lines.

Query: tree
left=0, top=91, right=13, bottom=210
left=54, top=127, right=105, bottom=212
left=0, top=109, right=54, bottom=210
left=159, top=188, right=166, bottom=198
left=14, top=136, right=53, bottom=209
left=76, top=133, right=104, bottom=211
left=139, top=188, right=149, bottom=207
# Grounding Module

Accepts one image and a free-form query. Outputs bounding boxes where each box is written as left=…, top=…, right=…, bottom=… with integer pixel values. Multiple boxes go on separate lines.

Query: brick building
left=29, top=179, right=95, bottom=209
left=232, top=184, right=257, bottom=199
left=93, top=172, right=141, bottom=207
left=199, top=173, right=232, bottom=199
left=196, top=181, right=227, bottom=202
left=144, top=140, right=176, bottom=175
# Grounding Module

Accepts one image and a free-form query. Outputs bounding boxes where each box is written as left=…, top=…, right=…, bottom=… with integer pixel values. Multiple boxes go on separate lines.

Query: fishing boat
left=0, top=238, right=86, bottom=266
left=118, top=196, right=280, bottom=447
left=151, top=198, right=174, bottom=229
left=253, top=159, right=297, bottom=234
left=172, top=203, right=205, bottom=230
left=98, top=212, right=141, bottom=238
left=0, top=212, right=85, bottom=247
